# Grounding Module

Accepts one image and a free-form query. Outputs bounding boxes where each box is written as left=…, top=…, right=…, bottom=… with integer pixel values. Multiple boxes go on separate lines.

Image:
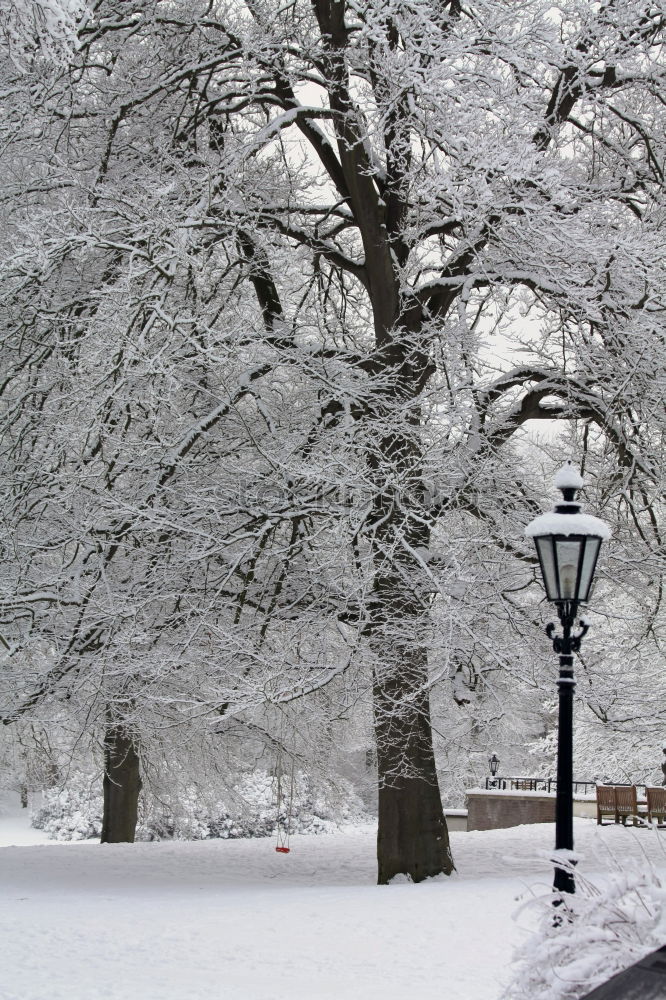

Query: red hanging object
left=275, top=846, right=290, bottom=854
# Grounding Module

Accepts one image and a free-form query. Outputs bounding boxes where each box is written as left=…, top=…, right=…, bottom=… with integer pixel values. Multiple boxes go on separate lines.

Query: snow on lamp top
left=525, top=462, right=612, bottom=540
left=553, top=460, right=584, bottom=490
left=525, top=510, right=612, bottom=539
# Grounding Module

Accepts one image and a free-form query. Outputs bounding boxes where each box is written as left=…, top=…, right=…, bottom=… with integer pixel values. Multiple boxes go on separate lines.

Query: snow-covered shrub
left=31, top=768, right=369, bottom=841
left=137, top=769, right=368, bottom=842
left=31, top=775, right=102, bottom=840
left=503, top=848, right=664, bottom=1000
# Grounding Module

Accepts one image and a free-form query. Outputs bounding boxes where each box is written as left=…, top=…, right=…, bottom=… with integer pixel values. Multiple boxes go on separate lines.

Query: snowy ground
left=1, top=796, right=665, bottom=1000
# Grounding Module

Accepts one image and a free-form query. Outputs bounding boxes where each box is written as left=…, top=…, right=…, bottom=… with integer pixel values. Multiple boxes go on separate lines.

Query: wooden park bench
left=646, top=786, right=666, bottom=826
left=596, top=785, right=649, bottom=826
left=614, top=785, right=647, bottom=825
left=596, top=784, right=617, bottom=825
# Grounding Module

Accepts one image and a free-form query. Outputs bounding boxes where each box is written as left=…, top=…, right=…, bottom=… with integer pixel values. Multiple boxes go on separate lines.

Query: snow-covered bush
left=503, top=848, right=664, bottom=1000
left=137, top=770, right=367, bottom=842
left=31, top=774, right=102, bottom=840
left=31, top=769, right=368, bottom=842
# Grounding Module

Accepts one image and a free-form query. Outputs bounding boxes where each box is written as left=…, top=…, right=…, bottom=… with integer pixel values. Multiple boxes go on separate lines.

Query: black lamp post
left=526, top=461, right=610, bottom=895
left=489, top=753, right=500, bottom=777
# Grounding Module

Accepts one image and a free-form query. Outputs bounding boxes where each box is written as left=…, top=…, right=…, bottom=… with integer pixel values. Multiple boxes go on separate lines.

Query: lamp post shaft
left=554, top=641, right=576, bottom=894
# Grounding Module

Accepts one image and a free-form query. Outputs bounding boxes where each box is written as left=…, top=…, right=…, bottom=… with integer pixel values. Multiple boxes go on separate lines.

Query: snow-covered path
left=1, top=803, right=665, bottom=1000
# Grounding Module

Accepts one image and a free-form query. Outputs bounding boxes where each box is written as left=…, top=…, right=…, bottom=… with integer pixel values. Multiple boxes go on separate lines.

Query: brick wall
left=466, top=791, right=556, bottom=831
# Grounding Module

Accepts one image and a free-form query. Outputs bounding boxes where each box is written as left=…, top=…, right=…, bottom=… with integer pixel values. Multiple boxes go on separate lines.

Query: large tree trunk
left=310, top=0, right=451, bottom=883
left=101, top=720, right=141, bottom=843
left=374, top=647, right=454, bottom=883
left=368, top=397, right=454, bottom=883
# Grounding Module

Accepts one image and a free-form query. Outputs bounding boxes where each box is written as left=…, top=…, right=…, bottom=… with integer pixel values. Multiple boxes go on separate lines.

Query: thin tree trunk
left=101, top=720, right=141, bottom=843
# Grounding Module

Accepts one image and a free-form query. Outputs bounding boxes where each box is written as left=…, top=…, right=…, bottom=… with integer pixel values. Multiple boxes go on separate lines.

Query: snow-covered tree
left=1, top=1, right=664, bottom=879
left=1, top=0, right=88, bottom=69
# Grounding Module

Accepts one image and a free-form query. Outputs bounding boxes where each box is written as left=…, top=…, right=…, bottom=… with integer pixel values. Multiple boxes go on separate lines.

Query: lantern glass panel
left=578, top=537, right=601, bottom=602
left=535, top=536, right=559, bottom=601
left=554, top=539, right=584, bottom=600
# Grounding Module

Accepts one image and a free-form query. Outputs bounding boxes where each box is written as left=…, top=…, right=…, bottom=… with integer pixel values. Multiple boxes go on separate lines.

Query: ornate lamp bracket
left=545, top=618, right=589, bottom=655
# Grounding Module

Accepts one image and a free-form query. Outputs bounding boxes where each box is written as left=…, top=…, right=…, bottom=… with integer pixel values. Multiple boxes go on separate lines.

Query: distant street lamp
left=489, top=753, right=500, bottom=777
left=526, top=461, right=610, bottom=895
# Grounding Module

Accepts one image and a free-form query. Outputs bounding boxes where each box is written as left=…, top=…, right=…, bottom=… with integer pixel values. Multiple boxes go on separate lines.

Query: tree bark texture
left=368, top=398, right=453, bottom=883
left=101, top=720, right=141, bottom=843
left=374, top=648, right=454, bottom=883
